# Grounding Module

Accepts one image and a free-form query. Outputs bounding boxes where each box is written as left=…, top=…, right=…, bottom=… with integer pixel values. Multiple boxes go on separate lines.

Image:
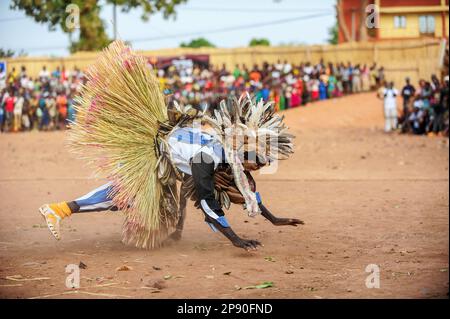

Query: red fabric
left=311, top=91, right=319, bottom=101
left=5, top=97, right=15, bottom=112
left=290, top=92, right=301, bottom=107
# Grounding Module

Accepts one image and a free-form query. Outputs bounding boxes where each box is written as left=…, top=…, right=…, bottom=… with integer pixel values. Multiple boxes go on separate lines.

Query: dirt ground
left=0, top=92, right=448, bottom=299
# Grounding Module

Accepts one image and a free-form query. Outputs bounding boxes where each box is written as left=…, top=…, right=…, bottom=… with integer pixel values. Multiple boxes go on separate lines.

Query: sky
left=0, top=0, right=337, bottom=57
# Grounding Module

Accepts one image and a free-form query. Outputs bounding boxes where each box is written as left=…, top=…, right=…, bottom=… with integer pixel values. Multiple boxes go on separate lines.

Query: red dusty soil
left=0, top=92, right=448, bottom=299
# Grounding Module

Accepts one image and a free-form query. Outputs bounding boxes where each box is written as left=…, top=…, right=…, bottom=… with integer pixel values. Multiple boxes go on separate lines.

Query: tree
left=249, top=38, right=271, bottom=47
left=0, top=49, right=27, bottom=58
left=180, top=38, right=215, bottom=48
left=327, top=22, right=339, bottom=45
left=10, top=0, right=187, bottom=53
left=0, top=49, right=16, bottom=58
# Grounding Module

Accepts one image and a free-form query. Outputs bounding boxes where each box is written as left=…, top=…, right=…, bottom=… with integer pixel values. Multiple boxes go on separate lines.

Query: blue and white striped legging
left=74, top=182, right=116, bottom=212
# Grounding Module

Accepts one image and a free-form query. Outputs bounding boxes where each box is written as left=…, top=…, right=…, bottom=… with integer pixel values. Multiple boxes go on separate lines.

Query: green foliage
left=111, top=0, right=186, bottom=21
left=0, top=49, right=16, bottom=58
left=180, top=38, right=215, bottom=48
left=249, top=38, right=271, bottom=47
left=10, top=0, right=187, bottom=53
left=327, top=22, right=339, bottom=45
left=0, top=48, right=27, bottom=58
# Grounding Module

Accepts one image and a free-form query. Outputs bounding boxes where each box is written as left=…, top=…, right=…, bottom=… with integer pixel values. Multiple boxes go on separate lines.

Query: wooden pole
left=113, top=2, right=117, bottom=40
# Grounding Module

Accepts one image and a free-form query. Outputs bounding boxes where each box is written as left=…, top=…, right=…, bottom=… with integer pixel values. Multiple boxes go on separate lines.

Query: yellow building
left=375, top=0, right=449, bottom=40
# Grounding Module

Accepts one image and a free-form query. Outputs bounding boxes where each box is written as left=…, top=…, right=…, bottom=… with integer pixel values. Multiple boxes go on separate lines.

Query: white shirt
left=409, top=110, right=424, bottom=129
left=275, top=63, right=283, bottom=71
left=283, top=63, right=292, bottom=74
left=271, top=70, right=280, bottom=79
left=166, top=127, right=224, bottom=175
left=14, top=96, right=24, bottom=115
left=20, top=77, right=29, bottom=88
left=382, top=88, right=398, bottom=109
left=303, top=66, right=313, bottom=75
left=0, top=71, right=6, bottom=90
left=27, top=80, right=34, bottom=91
left=39, top=69, right=50, bottom=81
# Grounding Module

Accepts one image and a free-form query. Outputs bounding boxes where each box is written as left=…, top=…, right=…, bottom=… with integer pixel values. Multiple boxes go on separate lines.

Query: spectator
left=21, top=97, right=31, bottom=131
left=418, top=80, right=432, bottom=110
left=19, top=65, right=27, bottom=78
left=67, top=93, right=76, bottom=125
left=36, top=96, right=44, bottom=130
left=40, top=92, right=50, bottom=130
left=377, top=67, right=385, bottom=87
left=0, top=64, right=6, bottom=91
left=352, top=64, right=362, bottom=93
left=310, top=77, right=320, bottom=101
left=361, top=64, right=370, bottom=92
left=4, top=90, right=15, bottom=131
left=232, top=64, right=241, bottom=79
left=0, top=97, right=4, bottom=132
left=7, top=67, right=18, bottom=86
left=47, top=93, right=57, bottom=129
left=52, top=66, right=61, bottom=80
left=431, top=74, right=441, bottom=93
left=379, top=81, right=399, bottom=133
left=56, top=91, right=68, bottom=129
left=319, top=78, right=327, bottom=100
left=13, top=90, right=24, bottom=132
left=341, top=63, right=351, bottom=94
left=28, top=93, right=38, bottom=131
left=283, top=60, right=292, bottom=74
left=370, top=63, right=378, bottom=89
left=327, top=72, right=338, bottom=98
left=408, top=101, right=426, bottom=135
left=401, top=77, right=416, bottom=117
left=39, top=66, right=50, bottom=83
left=432, top=75, right=449, bottom=135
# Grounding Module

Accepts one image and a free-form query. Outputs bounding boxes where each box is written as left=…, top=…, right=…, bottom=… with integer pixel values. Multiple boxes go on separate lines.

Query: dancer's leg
left=252, top=187, right=304, bottom=226
left=70, top=182, right=117, bottom=213
left=39, top=182, right=117, bottom=240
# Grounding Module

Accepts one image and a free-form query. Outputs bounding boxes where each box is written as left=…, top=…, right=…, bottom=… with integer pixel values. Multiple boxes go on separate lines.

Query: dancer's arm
left=191, top=152, right=261, bottom=251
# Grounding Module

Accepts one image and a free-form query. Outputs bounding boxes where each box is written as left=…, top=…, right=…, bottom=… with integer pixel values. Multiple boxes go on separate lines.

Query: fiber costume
left=39, top=41, right=302, bottom=250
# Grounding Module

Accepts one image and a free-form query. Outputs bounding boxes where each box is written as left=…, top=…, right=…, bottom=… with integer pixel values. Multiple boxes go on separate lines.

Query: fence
left=4, top=38, right=447, bottom=87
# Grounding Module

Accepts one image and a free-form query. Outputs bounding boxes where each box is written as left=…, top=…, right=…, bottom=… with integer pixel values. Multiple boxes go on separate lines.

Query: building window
left=394, top=16, right=407, bottom=29
left=419, top=15, right=435, bottom=34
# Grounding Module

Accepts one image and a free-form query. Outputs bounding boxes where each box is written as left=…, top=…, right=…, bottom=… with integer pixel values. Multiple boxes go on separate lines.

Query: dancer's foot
left=272, top=217, right=304, bottom=227
left=167, top=230, right=182, bottom=241
left=39, top=202, right=72, bottom=240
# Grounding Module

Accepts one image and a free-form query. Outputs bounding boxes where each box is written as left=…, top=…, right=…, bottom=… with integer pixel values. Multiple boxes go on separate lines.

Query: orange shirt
left=57, top=95, right=67, bottom=107
left=249, top=71, right=261, bottom=82
left=57, top=95, right=68, bottom=117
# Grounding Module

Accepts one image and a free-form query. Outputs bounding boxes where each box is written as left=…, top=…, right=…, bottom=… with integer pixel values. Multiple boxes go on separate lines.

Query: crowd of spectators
left=1, top=59, right=447, bottom=138
left=0, top=65, right=83, bottom=132
left=397, top=75, right=449, bottom=136
left=157, top=59, right=385, bottom=111
left=1, top=60, right=385, bottom=133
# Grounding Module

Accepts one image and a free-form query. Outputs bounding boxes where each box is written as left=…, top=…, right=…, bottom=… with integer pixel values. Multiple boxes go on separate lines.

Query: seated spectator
left=409, top=102, right=426, bottom=135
